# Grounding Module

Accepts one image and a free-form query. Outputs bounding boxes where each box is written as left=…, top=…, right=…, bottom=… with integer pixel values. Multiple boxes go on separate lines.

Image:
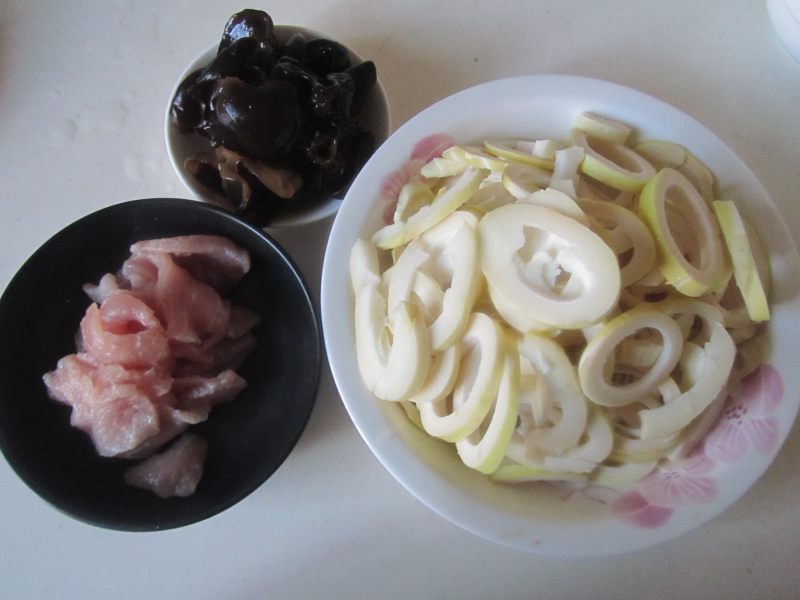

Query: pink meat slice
left=173, top=332, right=258, bottom=377
left=43, top=235, right=258, bottom=496
left=79, top=293, right=171, bottom=370
left=119, top=254, right=159, bottom=293
left=226, top=305, right=262, bottom=339
left=172, top=369, right=248, bottom=420
left=43, top=355, right=174, bottom=457
left=124, top=433, right=208, bottom=498
left=83, top=273, right=122, bottom=304
left=147, top=253, right=230, bottom=346
left=130, top=234, right=250, bottom=292
left=118, top=405, right=191, bottom=459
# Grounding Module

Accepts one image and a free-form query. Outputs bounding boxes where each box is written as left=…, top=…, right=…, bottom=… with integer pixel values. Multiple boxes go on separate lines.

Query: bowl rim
left=0, top=197, right=322, bottom=531
left=320, top=74, right=800, bottom=556
left=164, top=24, right=393, bottom=228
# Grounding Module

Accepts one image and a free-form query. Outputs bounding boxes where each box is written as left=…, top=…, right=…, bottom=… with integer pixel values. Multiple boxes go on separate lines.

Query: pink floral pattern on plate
left=610, top=364, right=784, bottom=528
left=704, top=364, right=783, bottom=462
left=612, top=447, right=716, bottom=528
left=612, top=491, right=674, bottom=529
left=544, top=363, right=784, bottom=531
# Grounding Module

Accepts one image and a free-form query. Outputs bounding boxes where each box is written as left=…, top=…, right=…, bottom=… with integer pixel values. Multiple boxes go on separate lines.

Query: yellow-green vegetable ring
left=638, top=168, right=729, bottom=297
left=418, top=313, right=504, bottom=442
left=455, top=341, right=520, bottom=474
left=578, top=305, right=684, bottom=407
left=574, top=130, right=656, bottom=192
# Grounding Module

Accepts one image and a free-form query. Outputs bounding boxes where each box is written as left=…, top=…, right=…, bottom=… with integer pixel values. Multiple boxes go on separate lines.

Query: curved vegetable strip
left=639, top=321, right=736, bottom=439
left=418, top=313, right=504, bottom=442
left=484, top=139, right=556, bottom=170
left=666, top=389, right=727, bottom=461
left=408, top=270, right=444, bottom=323
left=590, top=460, right=657, bottom=484
left=578, top=305, right=684, bottom=407
left=372, top=167, right=488, bottom=249
left=354, top=288, right=430, bottom=401
left=573, top=130, right=656, bottom=192
left=634, top=140, right=685, bottom=169
left=608, top=383, right=682, bottom=463
left=679, top=151, right=715, bottom=201
left=485, top=281, right=552, bottom=334
left=638, top=168, right=729, bottom=296
left=542, top=409, right=613, bottom=473
left=455, top=339, right=520, bottom=473
left=415, top=212, right=482, bottom=351
left=586, top=215, right=632, bottom=255
left=443, top=145, right=508, bottom=172
left=393, top=181, right=436, bottom=223
left=387, top=246, right=430, bottom=313
left=579, top=198, right=656, bottom=287
left=520, top=356, right=551, bottom=424
left=465, top=181, right=516, bottom=214
left=651, top=297, right=726, bottom=344
left=350, top=238, right=381, bottom=292
left=550, top=146, right=586, bottom=198
left=480, top=203, right=621, bottom=329
left=520, top=188, right=589, bottom=226
left=399, top=400, right=424, bottom=430
left=731, top=333, right=769, bottom=383
left=420, top=157, right=465, bottom=178
left=518, top=333, right=588, bottom=454
left=351, top=240, right=430, bottom=401
left=713, top=200, right=770, bottom=322
left=502, top=162, right=551, bottom=198
left=574, top=112, right=632, bottom=144
left=504, top=434, right=545, bottom=471
left=489, top=462, right=584, bottom=483
left=409, top=341, right=460, bottom=404
left=506, top=409, right=612, bottom=474
left=611, top=429, right=681, bottom=463
left=743, top=218, right=772, bottom=299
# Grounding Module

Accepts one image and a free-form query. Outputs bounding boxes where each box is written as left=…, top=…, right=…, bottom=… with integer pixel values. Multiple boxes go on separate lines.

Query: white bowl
left=321, top=75, right=800, bottom=556
left=165, top=25, right=391, bottom=227
left=767, top=0, right=800, bottom=64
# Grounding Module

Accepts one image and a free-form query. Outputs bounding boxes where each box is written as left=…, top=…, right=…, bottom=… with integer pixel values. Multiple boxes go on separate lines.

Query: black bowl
left=0, top=198, right=321, bottom=531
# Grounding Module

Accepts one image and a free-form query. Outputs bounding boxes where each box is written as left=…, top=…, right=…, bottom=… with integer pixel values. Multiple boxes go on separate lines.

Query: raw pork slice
left=130, top=234, right=250, bottom=292
left=119, top=254, right=159, bottom=292
left=79, top=293, right=172, bottom=370
left=172, top=370, right=248, bottom=420
left=124, top=433, right=208, bottom=498
left=43, top=234, right=260, bottom=496
left=173, top=332, right=258, bottom=377
left=83, top=273, right=122, bottom=304
left=43, top=355, right=173, bottom=456
left=146, top=252, right=230, bottom=345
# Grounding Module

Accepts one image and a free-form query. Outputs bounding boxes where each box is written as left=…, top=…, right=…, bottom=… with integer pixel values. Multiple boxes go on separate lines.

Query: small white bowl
left=165, top=25, right=391, bottom=227
left=321, top=75, right=800, bottom=556
left=767, top=0, right=800, bottom=64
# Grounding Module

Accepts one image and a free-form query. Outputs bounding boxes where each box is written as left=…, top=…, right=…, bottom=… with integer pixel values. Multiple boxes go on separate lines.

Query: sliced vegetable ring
left=350, top=111, right=771, bottom=488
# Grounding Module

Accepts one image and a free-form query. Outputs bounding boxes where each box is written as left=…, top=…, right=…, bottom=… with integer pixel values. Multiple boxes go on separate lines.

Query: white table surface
left=2, top=1, right=799, bottom=598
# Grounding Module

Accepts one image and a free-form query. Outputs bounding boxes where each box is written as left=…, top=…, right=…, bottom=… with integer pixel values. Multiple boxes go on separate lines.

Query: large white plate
left=321, top=75, right=800, bottom=556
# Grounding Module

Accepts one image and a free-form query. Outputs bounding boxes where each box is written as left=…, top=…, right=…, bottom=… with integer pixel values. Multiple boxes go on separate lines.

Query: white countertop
left=2, top=1, right=799, bottom=598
